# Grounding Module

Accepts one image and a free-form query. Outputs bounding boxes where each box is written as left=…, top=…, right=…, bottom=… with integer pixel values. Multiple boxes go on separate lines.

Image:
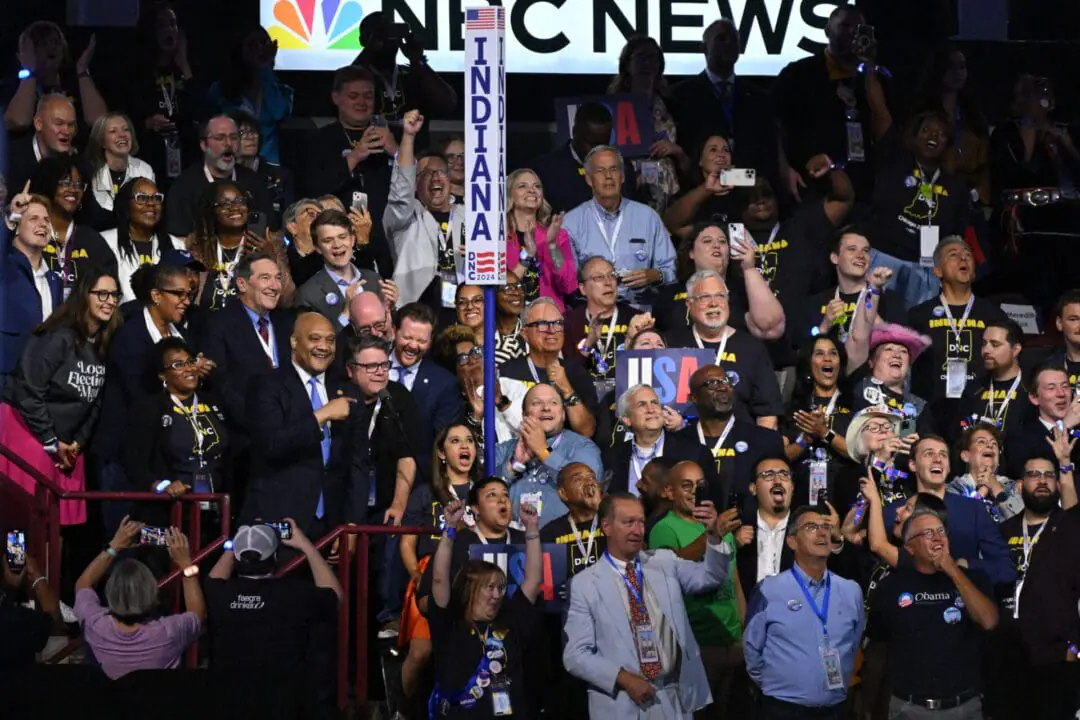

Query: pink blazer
left=506, top=226, right=579, bottom=312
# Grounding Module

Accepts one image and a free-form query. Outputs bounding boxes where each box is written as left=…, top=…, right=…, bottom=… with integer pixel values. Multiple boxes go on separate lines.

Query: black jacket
left=198, top=301, right=294, bottom=429
left=163, top=163, right=276, bottom=237
left=44, top=225, right=118, bottom=292
left=3, top=327, right=105, bottom=447
left=736, top=520, right=796, bottom=599
left=603, top=430, right=723, bottom=502
left=242, top=365, right=348, bottom=534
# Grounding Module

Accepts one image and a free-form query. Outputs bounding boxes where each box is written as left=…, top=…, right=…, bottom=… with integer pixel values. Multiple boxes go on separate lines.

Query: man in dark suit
left=735, top=455, right=796, bottom=596
left=604, top=384, right=720, bottom=502
left=244, top=312, right=353, bottom=538
left=387, top=302, right=459, bottom=481
left=201, top=252, right=294, bottom=423
left=6, top=94, right=77, bottom=194
left=667, top=18, right=777, bottom=178
left=530, top=102, right=640, bottom=214
left=295, top=209, right=384, bottom=331
left=1006, top=363, right=1080, bottom=480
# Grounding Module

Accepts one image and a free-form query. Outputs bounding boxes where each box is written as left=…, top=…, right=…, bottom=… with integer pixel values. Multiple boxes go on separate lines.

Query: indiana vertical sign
left=464, top=6, right=507, bottom=285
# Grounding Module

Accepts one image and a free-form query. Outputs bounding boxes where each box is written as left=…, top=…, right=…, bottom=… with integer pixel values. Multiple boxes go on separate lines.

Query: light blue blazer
left=562, top=544, right=731, bottom=718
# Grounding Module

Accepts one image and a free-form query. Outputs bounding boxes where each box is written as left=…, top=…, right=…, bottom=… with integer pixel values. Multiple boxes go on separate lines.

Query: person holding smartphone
left=74, top=517, right=205, bottom=679
left=1, top=540, right=63, bottom=676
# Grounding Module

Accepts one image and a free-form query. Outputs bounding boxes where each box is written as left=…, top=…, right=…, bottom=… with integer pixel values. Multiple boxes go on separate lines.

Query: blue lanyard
left=429, top=627, right=505, bottom=716
left=604, top=552, right=644, bottom=606
left=792, top=568, right=832, bottom=639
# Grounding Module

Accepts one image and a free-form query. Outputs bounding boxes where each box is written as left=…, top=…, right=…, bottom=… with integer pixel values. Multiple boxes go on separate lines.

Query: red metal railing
left=0, top=443, right=230, bottom=669
left=276, top=523, right=435, bottom=712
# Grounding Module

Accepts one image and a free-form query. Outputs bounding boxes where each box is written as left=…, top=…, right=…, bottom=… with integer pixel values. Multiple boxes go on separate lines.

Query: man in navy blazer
left=244, top=312, right=354, bottom=538
left=884, top=435, right=1016, bottom=586
left=200, top=252, right=295, bottom=424
left=1, top=198, right=63, bottom=383
left=387, top=302, right=460, bottom=478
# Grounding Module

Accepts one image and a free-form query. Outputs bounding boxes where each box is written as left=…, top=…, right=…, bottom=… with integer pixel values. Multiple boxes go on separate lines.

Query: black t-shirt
left=539, top=512, right=606, bottom=577
left=205, top=577, right=338, bottom=671
left=747, top=204, right=833, bottom=311
left=868, top=566, right=993, bottom=697
left=404, top=482, right=472, bottom=560
left=1067, top=357, right=1080, bottom=392
left=0, top=601, right=51, bottom=678
left=954, top=374, right=1034, bottom=451
left=420, top=209, right=455, bottom=311
left=45, top=225, right=119, bottom=298
left=663, top=327, right=784, bottom=422
left=513, top=231, right=542, bottom=303
left=428, top=590, right=540, bottom=719
left=908, top=296, right=1008, bottom=404
left=160, top=395, right=230, bottom=491
left=417, top=528, right=527, bottom=604
left=676, top=420, right=785, bottom=509
left=499, top=356, right=600, bottom=419
left=652, top=277, right=750, bottom=335
left=782, top=392, right=856, bottom=506
left=562, top=303, right=642, bottom=383
left=197, top=243, right=242, bottom=312
left=669, top=185, right=737, bottom=227
left=803, top=285, right=907, bottom=340
left=871, top=128, right=969, bottom=262
left=347, top=387, right=421, bottom=515
left=996, top=513, right=1035, bottom=617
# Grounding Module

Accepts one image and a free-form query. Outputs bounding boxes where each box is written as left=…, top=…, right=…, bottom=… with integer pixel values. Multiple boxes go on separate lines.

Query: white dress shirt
left=756, top=511, right=790, bottom=584
left=33, top=261, right=54, bottom=320
left=606, top=555, right=676, bottom=678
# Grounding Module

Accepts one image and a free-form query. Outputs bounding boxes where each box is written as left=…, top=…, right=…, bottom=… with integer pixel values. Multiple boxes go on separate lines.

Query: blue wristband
left=445, top=527, right=457, bottom=540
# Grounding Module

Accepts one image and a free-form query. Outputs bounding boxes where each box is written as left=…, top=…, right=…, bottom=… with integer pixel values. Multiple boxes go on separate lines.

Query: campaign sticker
left=735, top=441, right=749, bottom=453
left=787, top=599, right=803, bottom=611
left=933, top=306, right=946, bottom=318
left=898, top=592, right=914, bottom=608
left=326, top=292, right=339, bottom=306
left=943, top=607, right=962, bottom=624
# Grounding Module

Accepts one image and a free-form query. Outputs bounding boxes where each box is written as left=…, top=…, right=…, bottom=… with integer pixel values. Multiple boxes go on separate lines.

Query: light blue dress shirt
left=744, top=564, right=865, bottom=708
left=563, top=197, right=676, bottom=310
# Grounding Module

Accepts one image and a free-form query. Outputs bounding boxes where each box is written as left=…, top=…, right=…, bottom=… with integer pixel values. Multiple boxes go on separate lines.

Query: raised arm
left=281, top=518, right=343, bottom=600
left=167, top=528, right=206, bottom=622
left=519, top=502, right=543, bottom=602
left=76, top=516, right=144, bottom=591
left=432, top=500, right=465, bottom=609
left=845, top=267, right=892, bottom=370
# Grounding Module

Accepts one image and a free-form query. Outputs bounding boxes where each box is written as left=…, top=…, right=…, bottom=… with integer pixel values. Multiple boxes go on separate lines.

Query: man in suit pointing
left=564, top=491, right=739, bottom=718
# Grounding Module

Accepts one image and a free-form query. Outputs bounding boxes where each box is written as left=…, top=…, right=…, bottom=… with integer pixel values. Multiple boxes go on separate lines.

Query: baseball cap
left=159, top=248, right=205, bottom=271
left=232, top=524, right=280, bottom=561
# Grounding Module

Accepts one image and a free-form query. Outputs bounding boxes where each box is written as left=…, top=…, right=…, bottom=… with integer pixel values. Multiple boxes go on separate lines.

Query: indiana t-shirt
left=908, top=296, right=1008, bottom=403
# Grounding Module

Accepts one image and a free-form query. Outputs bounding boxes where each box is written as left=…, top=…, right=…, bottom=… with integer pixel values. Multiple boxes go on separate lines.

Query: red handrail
left=275, top=524, right=436, bottom=712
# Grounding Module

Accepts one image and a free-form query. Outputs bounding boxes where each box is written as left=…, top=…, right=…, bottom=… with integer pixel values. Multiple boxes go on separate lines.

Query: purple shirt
left=75, top=588, right=202, bottom=679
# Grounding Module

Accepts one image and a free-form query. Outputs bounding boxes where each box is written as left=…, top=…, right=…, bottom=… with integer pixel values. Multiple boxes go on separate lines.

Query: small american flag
left=466, top=7, right=504, bottom=30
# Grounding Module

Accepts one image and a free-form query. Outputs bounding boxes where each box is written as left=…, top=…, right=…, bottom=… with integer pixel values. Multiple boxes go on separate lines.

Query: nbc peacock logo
left=268, top=0, right=366, bottom=51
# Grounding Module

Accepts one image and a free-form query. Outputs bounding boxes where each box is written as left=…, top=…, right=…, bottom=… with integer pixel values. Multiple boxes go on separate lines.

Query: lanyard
left=631, top=432, right=665, bottom=482
left=592, top=205, right=624, bottom=261
left=475, top=530, right=508, bottom=546
left=160, top=74, right=177, bottom=117
left=915, top=164, right=942, bottom=219
left=604, top=552, right=645, bottom=606
left=33, top=135, right=43, bottom=162
left=987, top=373, right=1023, bottom=424
left=372, top=63, right=400, bottom=101
left=822, top=391, right=840, bottom=419
left=693, top=326, right=732, bottom=365
left=368, top=400, right=382, bottom=441
left=203, top=165, right=237, bottom=184
left=588, top=306, right=619, bottom=360
left=170, top=393, right=207, bottom=462
left=216, top=240, right=242, bottom=276
left=697, top=415, right=735, bottom=455
left=792, top=568, right=832, bottom=639
left=1021, top=516, right=1047, bottom=572
left=252, top=314, right=278, bottom=367
left=938, top=294, right=974, bottom=348
left=568, top=515, right=599, bottom=562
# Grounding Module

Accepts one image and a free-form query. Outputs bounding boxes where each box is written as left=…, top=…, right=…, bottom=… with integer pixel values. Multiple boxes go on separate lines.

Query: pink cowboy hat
left=869, top=323, right=932, bottom=362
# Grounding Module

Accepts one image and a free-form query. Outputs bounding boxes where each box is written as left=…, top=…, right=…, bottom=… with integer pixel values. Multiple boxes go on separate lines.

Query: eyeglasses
left=456, top=346, right=484, bottom=366
left=206, top=133, right=240, bottom=143
left=156, top=287, right=194, bottom=301
left=133, top=192, right=164, bottom=205
left=354, top=323, right=387, bottom=337
left=863, top=421, right=894, bottom=434
left=797, top=522, right=832, bottom=535
left=909, top=527, right=948, bottom=541
left=524, top=319, right=564, bottom=333
left=586, top=272, right=618, bottom=284
left=419, top=168, right=449, bottom=180
left=214, top=197, right=249, bottom=209
left=689, top=291, right=729, bottom=304
left=165, top=358, right=198, bottom=371
left=347, top=360, right=392, bottom=373
left=756, top=469, right=792, bottom=481
left=89, top=290, right=122, bottom=302
left=57, top=178, right=86, bottom=191
left=498, top=284, right=523, bottom=295
left=1023, top=469, right=1058, bottom=480
left=457, top=296, right=484, bottom=308
left=239, top=129, right=260, bottom=138
left=444, top=153, right=464, bottom=163
left=696, top=376, right=733, bottom=390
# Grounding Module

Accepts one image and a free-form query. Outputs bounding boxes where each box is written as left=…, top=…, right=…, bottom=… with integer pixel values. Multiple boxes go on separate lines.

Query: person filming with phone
left=204, top=520, right=342, bottom=710
left=73, top=517, right=205, bottom=679
left=1, top=535, right=64, bottom=676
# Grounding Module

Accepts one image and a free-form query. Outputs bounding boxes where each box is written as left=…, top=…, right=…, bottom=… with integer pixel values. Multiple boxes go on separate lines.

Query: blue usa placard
left=615, top=348, right=718, bottom=414
left=469, top=543, right=568, bottom=613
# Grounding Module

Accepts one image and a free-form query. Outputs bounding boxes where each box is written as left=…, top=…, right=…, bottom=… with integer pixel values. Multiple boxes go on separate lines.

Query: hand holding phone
left=5, top=530, right=27, bottom=573
left=140, top=527, right=168, bottom=546
left=264, top=521, right=293, bottom=540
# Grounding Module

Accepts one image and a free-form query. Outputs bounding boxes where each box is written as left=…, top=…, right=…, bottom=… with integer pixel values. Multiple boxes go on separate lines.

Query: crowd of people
left=2, top=3, right=1080, bottom=720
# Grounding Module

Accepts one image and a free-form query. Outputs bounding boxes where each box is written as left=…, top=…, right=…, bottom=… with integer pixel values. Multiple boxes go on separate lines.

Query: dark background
left=3, top=1, right=1078, bottom=130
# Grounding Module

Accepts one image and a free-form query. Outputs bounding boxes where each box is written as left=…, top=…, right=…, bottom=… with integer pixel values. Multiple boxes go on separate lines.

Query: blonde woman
left=505, top=168, right=577, bottom=310
left=82, top=112, right=156, bottom=230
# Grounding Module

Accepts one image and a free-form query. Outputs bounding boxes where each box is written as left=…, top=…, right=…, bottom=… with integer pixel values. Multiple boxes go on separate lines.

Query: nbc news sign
left=263, top=0, right=852, bottom=76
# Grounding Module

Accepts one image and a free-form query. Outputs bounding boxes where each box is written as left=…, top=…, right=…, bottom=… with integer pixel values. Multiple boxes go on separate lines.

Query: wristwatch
left=824, top=429, right=837, bottom=445
left=563, top=394, right=582, bottom=407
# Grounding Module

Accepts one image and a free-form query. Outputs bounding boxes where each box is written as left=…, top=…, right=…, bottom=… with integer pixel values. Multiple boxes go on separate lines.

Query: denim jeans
left=870, top=250, right=942, bottom=311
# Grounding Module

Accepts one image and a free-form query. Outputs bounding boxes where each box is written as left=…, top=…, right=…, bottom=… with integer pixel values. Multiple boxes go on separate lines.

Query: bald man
left=331, top=291, right=393, bottom=380
left=8, top=93, right=77, bottom=193
left=245, top=312, right=354, bottom=536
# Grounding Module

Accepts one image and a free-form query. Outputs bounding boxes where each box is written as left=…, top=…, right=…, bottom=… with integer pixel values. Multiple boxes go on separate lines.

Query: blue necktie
left=308, top=377, right=329, bottom=518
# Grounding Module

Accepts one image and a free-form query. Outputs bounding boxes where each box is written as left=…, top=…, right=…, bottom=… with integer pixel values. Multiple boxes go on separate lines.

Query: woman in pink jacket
left=505, top=168, right=578, bottom=310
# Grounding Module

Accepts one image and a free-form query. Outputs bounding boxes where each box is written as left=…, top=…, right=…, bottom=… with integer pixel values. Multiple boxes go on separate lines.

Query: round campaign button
left=326, top=292, right=339, bottom=306
left=735, top=441, right=749, bottom=453
left=933, top=306, right=945, bottom=318
left=904, top=176, right=917, bottom=188
left=787, top=599, right=803, bottom=611
left=943, top=607, right=962, bottom=625
left=635, top=249, right=647, bottom=261
left=489, top=660, right=503, bottom=675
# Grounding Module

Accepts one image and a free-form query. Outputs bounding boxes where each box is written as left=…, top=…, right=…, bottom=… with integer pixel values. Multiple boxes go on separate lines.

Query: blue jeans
left=869, top=250, right=941, bottom=311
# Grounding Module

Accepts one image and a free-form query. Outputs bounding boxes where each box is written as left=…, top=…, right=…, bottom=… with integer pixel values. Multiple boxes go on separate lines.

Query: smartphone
left=247, top=212, right=268, bottom=239
left=371, top=115, right=388, bottom=129
left=6, top=530, right=27, bottom=572
left=264, top=521, right=292, bottom=540
left=728, top=223, right=748, bottom=253
left=719, top=168, right=756, bottom=187
left=388, top=22, right=412, bottom=40
left=351, top=191, right=369, bottom=214
left=899, top=417, right=917, bottom=438
left=694, top=483, right=708, bottom=507
left=854, top=24, right=875, bottom=48
left=728, top=491, right=743, bottom=512
left=818, top=488, right=830, bottom=507
left=140, top=527, right=168, bottom=546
